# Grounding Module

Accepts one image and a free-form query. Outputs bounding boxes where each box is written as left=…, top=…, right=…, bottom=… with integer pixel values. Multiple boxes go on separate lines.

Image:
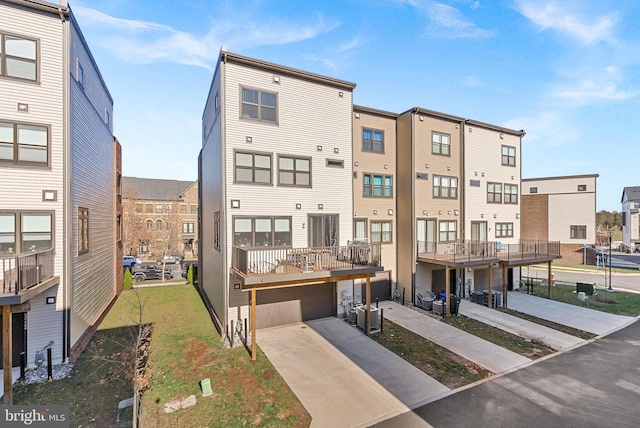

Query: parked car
left=132, top=263, right=173, bottom=282
left=123, top=256, right=141, bottom=268
left=181, top=261, right=198, bottom=283
left=156, top=254, right=184, bottom=266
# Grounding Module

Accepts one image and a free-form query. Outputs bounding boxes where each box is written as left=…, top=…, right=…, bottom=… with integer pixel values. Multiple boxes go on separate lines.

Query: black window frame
left=370, top=220, right=392, bottom=244
left=0, top=211, right=54, bottom=255
left=432, top=131, right=451, bottom=156
left=362, top=127, right=385, bottom=153
left=234, top=150, right=273, bottom=185
left=433, top=175, right=458, bottom=199
left=0, top=32, right=39, bottom=82
left=363, top=173, right=393, bottom=198
left=233, top=216, right=292, bottom=248
left=502, top=145, right=516, bottom=166
left=495, top=222, right=513, bottom=238
left=0, top=120, right=50, bottom=167
left=277, top=154, right=312, bottom=187
left=504, top=184, right=518, bottom=204
left=240, top=86, right=278, bottom=124
left=438, top=220, right=457, bottom=243
left=487, top=182, right=502, bottom=203
left=570, top=225, right=587, bottom=239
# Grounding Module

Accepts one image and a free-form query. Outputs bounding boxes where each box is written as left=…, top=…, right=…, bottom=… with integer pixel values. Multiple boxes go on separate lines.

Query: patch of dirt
left=595, top=297, right=618, bottom=304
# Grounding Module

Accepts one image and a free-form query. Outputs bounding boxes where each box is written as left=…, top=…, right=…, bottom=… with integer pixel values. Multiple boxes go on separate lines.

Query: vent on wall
left=327, top=159, right=344, bottom=168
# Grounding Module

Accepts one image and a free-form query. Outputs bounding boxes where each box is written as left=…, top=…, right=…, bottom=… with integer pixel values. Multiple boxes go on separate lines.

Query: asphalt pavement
left=373, top=318, right=640, bottom=428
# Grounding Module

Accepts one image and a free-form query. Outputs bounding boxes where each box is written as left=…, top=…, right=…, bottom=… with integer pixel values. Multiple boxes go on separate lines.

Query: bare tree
left=122, top=186, right=153, bottom=257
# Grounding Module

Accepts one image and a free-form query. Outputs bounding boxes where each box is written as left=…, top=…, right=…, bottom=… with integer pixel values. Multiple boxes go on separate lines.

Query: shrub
left=124, top=268, right=133, bottom=290
left=187, top=263, right=194, bottom=285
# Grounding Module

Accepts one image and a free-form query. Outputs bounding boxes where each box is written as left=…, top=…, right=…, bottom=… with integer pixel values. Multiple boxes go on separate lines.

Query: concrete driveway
left=257, top=318, right=449, bottom=428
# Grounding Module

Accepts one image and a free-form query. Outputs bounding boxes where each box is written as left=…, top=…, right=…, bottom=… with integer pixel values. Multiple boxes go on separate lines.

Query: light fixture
left=419, top=116, right=424, bottom=121
left=17, top=103, right=28, bottom=112
left=234, top=283, right=241, bottom=290
left=334, top=148, right=339, bottom=154
left=423, top=210, right=428, bottom=216
left=448, top=210, right=452, bottom=215
left=317, top=145, right=323, bottom=152
left=273, top=76, right=280, bottom=83
left=42, top=190, right=57, bottom=201
left=481, top=172, right=485, bottom=177
left=481, top=213, right=484, bottom=218
left=438, top=210, right=442, bottom=215
left=355, top=113, right=360, bottom=118
left=373, top=210, right=378, bottom=215
left=425, top=164, right=430, bottom=169
left=46, top=297, right=55, bottom=304
left=388, top=209, right=393, bottom=215
left=474, top=171, right=478, bottom=176
left=339, top=91, right=344, bottom=97
left=454, top=210, right=459, bottom=215
left=354, top=211, right=358, bottom=216
left=354, top=161, right=359, bottom=166
left=231, top=199, right=240, bottom=209
left=500, top=133, right=504, bottom=139
left=246, top=136, right=252, bottom=143
left=456, top=124, right=459, bottom=129
left=494, top=214, right=497, bottom=218
left=447, top=166, right=451, bottom=171
left=302, top=223, right=306, bottom=229
left=384, top=164, right=388, bottom=169
left=318, top=204, right=323, bottom=210
left=469, top=127, right=473, bottom=132
left=296, top=203, right=302, bottom=210
left=516, top=213, right=520, bottom=219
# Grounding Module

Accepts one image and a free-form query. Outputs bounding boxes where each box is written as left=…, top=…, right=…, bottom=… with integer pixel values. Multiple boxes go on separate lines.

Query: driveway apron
left=257, top=317, right=449, bottom=428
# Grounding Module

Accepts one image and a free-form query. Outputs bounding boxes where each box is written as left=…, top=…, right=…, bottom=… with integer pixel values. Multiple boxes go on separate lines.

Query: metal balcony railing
left=417, top=240, right=497, bottom=263
left=1, top=249, right=55, bottom=295
left=497, top=240, right=561, bottom=261
left=232, top=243, right=382, bottom=277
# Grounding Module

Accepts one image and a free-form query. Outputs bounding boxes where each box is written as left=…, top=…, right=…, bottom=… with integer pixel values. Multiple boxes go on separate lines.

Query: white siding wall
left=464, top=126, right=521, bottom=244
left=222, top=62, right=354, bottom=326
left=0, top=3, right=65, bottom=366
left=68, top=17, right=116, bottom=347
left=200, top=62, right=226, bottom=326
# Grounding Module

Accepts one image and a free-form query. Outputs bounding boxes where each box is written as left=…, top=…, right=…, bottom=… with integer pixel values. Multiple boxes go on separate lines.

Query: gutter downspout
left=61, top=10, right=71, bottom=362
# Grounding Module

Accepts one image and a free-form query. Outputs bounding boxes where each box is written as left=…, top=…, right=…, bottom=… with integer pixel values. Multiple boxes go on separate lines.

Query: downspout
left=410, top=109, right=416, bottom=302
left=61, top=10, right=71, bottom=362
left=220, top=51, right=229, bottom=334
left=460, top=119, right=466, bottom=297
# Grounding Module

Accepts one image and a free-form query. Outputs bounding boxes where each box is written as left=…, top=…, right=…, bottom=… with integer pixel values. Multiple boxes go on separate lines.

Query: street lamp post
left=608, top=232, right=613, bottom=291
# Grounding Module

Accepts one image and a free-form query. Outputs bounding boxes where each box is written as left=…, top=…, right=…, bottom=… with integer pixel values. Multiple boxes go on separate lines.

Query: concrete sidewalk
left=258, top=318, right=449, bottom=428
left=381, top=301, right=531, bottom=374
left=458, top=300, right=585, bottom=351
left=507, top=292, right=637, bottom=336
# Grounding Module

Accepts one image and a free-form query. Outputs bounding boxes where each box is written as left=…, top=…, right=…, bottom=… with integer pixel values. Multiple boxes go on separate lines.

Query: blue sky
left=71, top=0, right=640, bottom=211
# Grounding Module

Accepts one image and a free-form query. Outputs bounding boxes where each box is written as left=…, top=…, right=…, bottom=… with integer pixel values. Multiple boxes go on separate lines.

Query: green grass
left=371, top=320, right=488, bottom=389
left=15, top=285, right=311, bottom=428
left=441, top=315, right=555, bottom=359
left=499, top=308, right=596, bottom=340
left=527, top=282, right=640, bottom=316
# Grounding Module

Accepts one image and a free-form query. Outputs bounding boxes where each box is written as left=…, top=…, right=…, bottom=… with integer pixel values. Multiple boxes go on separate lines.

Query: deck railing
left=497, top=240, right=561, bottom=261
left=1, top=249, right=55, bottom=295
left=417, top=240, right=497, bottom=263
left=232, top=243, right=381, bottom=276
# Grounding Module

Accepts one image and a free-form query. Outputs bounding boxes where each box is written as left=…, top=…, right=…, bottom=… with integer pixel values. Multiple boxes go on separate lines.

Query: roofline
left=222, top=51, right=357, bottom=91
left=400, top=106, right=465, bottom=123
left=2, top=0, right=68, bottom=15
left=522, top=173, right=600, bottom=182
left=353, top=104, right=398, bottom=119
left=464, top=119, right=525, bottom=137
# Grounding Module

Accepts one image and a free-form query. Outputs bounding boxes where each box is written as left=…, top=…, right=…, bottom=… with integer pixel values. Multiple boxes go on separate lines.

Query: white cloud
left=514, top=0, right=619, bottom=45
left=502, top=111, right=579, bottom=147
left=463, top=75, right=483, bottom=86
left=303, top=54, right=337, bottom=70
left=303, top=36, right=365, bottom=71
left=73, top=7, right=338, bottom=69
left=391, top=0, right=493, bottom=39
left=550, top=65, right=638, bottom=106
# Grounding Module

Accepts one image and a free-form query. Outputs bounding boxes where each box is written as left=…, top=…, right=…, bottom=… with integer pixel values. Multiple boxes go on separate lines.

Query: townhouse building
left=1, top=0, right=119, bottom=402
left=621, top=186, right=640, bottom=252
left=199, top=48, right=382, bottom=358
left=522, top=174, right=599, bottom=264
left=122, top=177, right=198, bottom=258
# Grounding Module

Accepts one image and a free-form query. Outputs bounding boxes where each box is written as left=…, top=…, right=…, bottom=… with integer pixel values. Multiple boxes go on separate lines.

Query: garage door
left=361, top=271, right=391, bottom=303
left=256, top=283, right=336, bottom=329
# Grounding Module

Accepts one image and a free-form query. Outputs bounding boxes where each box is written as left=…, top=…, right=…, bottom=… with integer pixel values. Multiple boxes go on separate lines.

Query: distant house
left=621, top=186, right=640, bottom=251
left=521, top=174, right=599, bottom=264
left=122, top=177, right=198, bottom=258
left=1, top=0, right=119, bottom=401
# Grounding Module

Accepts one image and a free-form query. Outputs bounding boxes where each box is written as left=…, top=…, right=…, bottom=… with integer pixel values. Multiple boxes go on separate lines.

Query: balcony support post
left=547, top=261, right=552, bottom=299
left=3, top=304, right=12, bottom=404
left=445, top=267, right=451, bottom=317
left=502, top=264, right=507, bottom=309
left=365, top=274, right=371, bottom=335
left=251, top=288, right=257, bottom=362
left=488, top=264, right=493, bottom=309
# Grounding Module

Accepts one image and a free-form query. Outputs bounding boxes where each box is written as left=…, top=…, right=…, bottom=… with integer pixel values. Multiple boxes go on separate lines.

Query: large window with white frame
left=235, top=151, right=272, bottom=184
left=495, top=222, right=513, bottom=238
left=1, top=33, right=38, bottom=81
left=278, top=155, right=311, bottom=187
left=487, top=182, right=502, bottom=203
left=233, top=217, right=291, bottom=247
left=433, top=175, right=458, bottom=199
left=439, top=220, right=457, bottom=242
left=0, top=212, right=52, bottom=254
left=0, top=121, right=49, bottom=166
left=241, top=87, right=277, bottom=123
left=504, top=184, right=518, bottom=204
left=432, top=131, right=451, bottom=156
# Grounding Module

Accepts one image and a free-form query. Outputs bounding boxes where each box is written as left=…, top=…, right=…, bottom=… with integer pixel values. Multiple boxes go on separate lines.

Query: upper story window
left=182, top=221, right=194, bottom=234
left=1, top=33, right=37, bottom=81
left=439, top=220, right=457, bottom=242
left=578, top=184, right=586, bottom=191
left=241, top=87, right=277, bottom=123
left=502, top=145, right=516, bottom=166
left=190, top=204, right=197, bottom=214
left=529, top=187, right=538, bottom=194
left=235, top=151, right=272, bottom=184
left=77, top=61, right=84, bottom=86
left=470, top=180, right=480, bottom=187
left=432, top=131, right=450, bottom=156
left=0, top=121, right=49, bottom=166
left=363, top=173, right=393, bottom=198
left=488, top=182, right=502, bottom=203
left=155, top=204, right=163, bottom=214
left=146, top=220, right=152, bottom=232
left=233, top=217, right=291, bottom=247
left=433, top=175, right=458, bottom=199
left=371, top=220, right=392, bottom=244
left=496, top=222, right=513, bottom=238
left=145, top=204, right=153, bottom=214
left=1, top=212, right=53, bottom=254
left=135, top=204, right=143, bottom=214
left=214, top=212, right=221, bottom=251
left=504, top=184, right=518, bottom=204
left=354, top=219, right=367, bottom=241
left=363, top=128, right=384, bottom=153
left=166, top=204, right=172, bottom=213
left=180, top=204, right=187, bottom=214
left=570, top=225, right=586, bottom=239
left=278, top=155, right=311, bottom=187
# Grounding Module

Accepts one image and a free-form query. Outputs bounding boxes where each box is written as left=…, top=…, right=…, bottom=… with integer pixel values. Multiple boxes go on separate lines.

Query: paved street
left=526, top=266, right=640, bottom=293
left=373, top=319, right=640, bottom=428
